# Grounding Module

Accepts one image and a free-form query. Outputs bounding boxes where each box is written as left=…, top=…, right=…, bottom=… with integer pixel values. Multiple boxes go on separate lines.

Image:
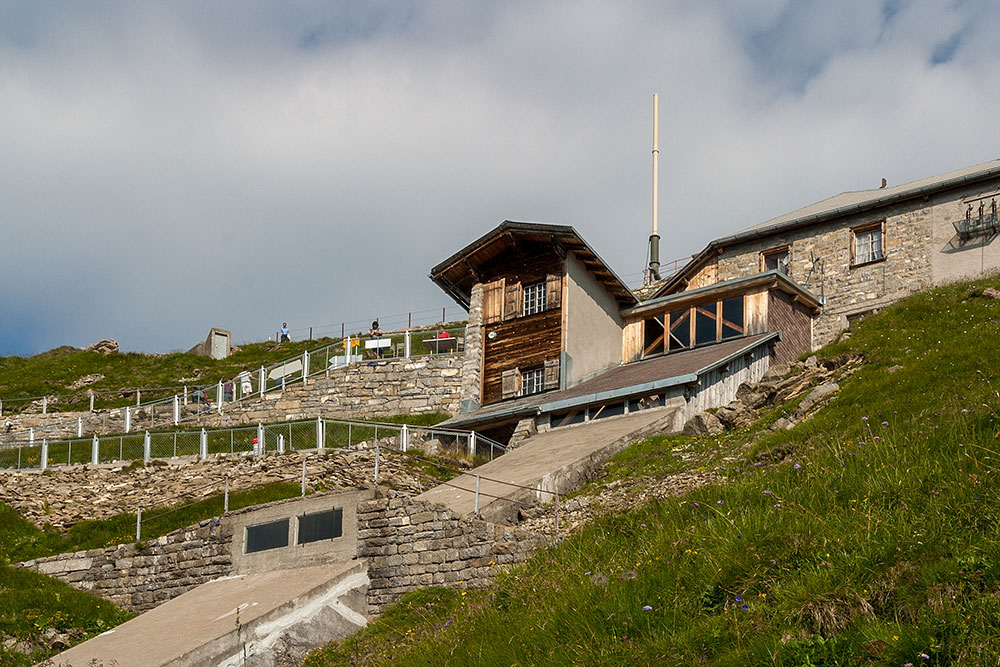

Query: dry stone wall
left=18, top=518, right=233, bottom=613
left=1, top=354, right=466, bottom=445
left=358, top=488, right=545, bottom=615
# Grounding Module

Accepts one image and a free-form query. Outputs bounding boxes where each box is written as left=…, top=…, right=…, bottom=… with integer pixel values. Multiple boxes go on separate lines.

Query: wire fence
left=125, top=433, right=559, bottom=543
left=1, top=322, right=469, bottom=442
left=0, top=416, right=508, bottom=472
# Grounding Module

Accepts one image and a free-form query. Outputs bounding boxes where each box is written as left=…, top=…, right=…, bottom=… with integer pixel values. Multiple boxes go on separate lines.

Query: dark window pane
left=298, top=508, right=343, bottom=545
left=721, top=297, right=744, bottom=339
left=246, top=519, right=289, bottom=553
left=643, top=316, right=665, bottom=357
left=695, top=306, right=717, bottom=346
left=669, top=310, right=690, bottom=349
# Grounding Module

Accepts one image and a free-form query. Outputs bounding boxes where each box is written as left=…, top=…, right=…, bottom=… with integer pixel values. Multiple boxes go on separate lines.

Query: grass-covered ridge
left=306, top=277, right=1000, bottom=666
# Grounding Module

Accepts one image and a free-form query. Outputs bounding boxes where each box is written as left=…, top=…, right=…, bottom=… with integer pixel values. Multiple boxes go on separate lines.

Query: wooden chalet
left=430, top=221, right=819, bottom=444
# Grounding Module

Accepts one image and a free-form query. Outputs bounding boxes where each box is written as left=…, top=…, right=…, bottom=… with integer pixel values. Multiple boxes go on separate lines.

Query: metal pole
left=259, top=367, right=265, bottom=397
left=90, top=392, right=95, bottom=412
left=184, top=386, right=188, bottom=406
left=404, top=330, right=411, bottom=358
left=144, top=431, right=151, bottom=463
left=301, top=459, right=307, bottom=497
left=224, top=479, right=229, bottom=512
left=77, top=417, right=83, bottom=438
left=257, top=423, right=264, bottom=456
left=92, top=435, right=99, bottom=466
left=303, top=351, right=310, bottom=383
left=42, top=396, right=47, bottom=414
left=173, top=395, right=180, bottom=425
left=373, top=443, right=380, bottom=483
left=217, top=381, right=224, bottom=414
left=136, top=507, right=142, bottom=541
left=125, top=406, right=131, bottom=434
left=316, top=416, right=324, bottom=451
left=278, top=434, right=285, bottom=455
left=41, top=440, right=48, bottom=471
left=469, top=431, right=477, bottom=457
left=200, top=428, right=208, bottom=459
left=474, top=475, right=481, bottom=515
left=401, top=423, right=408, bottom=452
left=29, top=428, right=34, bottom=444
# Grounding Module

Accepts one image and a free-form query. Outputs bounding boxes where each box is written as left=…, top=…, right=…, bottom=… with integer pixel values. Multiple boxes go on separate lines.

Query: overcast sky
left=1, top=0, right=997, bottom=356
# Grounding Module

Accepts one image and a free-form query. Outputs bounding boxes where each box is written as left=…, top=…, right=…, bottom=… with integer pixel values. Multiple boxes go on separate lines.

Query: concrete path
left=45, top=561, right=368, bottom=667
left=417, top=407, right=680, bottom=524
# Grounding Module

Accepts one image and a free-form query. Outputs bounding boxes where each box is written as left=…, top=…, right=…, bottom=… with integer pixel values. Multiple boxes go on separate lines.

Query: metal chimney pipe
left=647, top=93, right=661, bottom=282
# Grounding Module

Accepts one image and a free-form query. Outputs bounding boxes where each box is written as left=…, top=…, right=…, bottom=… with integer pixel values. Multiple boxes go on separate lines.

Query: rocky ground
left=0, top=448, right=432, bottom=531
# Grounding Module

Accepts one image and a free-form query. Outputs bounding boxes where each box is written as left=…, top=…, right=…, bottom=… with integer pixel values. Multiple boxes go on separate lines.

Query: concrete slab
left=418, top=407, right=680, bottom=524
left=44, top=561, right=368, bottom=667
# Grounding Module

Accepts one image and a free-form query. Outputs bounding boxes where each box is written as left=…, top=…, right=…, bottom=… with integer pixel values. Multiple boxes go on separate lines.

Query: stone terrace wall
left=359, top=489, right=546, bottom=616
left=17, top=517, right=233, bottom=613
left=1, top=354, right=466, bottom=444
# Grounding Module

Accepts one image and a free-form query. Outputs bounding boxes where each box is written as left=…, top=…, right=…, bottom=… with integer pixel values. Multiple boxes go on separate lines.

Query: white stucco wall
left=562, top=251, right=624, bottom=387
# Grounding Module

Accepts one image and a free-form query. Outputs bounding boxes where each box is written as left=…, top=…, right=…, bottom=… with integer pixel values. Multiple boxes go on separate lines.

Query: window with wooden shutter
left=543, top=358, right=560, bottom=390
left=504, top=282, right=523, bottom=320
left=501, top=368, right=521, bottom=399
left=482, top=279, right=505, bottom=324
left=545, top=273, right=562, bottom=309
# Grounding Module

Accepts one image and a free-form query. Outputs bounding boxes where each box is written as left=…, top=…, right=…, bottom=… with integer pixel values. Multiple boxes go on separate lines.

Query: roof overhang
left=625, top=270, right=822, bottom=318
left=429, top=221, right=637, bottom=310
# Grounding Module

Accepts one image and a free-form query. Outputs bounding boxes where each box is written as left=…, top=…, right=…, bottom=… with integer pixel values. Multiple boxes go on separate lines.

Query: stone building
left=653, top=158, right=1000, bottom=347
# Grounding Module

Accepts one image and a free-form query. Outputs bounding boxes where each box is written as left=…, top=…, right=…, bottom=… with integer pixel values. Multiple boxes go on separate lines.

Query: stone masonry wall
left=2, top=354, right=466, bottom=445
left=358, top=488, right=545, bottom=616
left=460, top=283, right=484, bottom=413
left=713, top=198, right=936, bottom=347
left=17, top=517, right=233, bottom=613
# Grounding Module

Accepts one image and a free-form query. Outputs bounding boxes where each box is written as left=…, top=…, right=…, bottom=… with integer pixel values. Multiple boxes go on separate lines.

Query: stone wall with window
left=703, top=200, right=945, bottom=347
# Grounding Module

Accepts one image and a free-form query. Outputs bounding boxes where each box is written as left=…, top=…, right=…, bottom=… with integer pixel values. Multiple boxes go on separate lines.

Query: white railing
left=0, top=323, right=468, bottom=442
left=0, top=416, right=508, bottom=472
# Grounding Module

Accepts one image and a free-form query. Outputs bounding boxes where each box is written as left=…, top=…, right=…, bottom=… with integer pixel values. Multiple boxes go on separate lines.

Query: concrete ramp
left=45, top=560, right=368, bottom=667
left=418, top=407, right=680, bottom=524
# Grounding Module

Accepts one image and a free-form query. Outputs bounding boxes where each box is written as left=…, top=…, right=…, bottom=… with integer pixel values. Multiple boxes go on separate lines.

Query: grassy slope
left=305, top=277, right=1000, bottom=666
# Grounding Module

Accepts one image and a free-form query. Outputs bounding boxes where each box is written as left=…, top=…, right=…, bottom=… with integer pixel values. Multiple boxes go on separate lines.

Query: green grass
left=305, top=276, right=1000, bottom=666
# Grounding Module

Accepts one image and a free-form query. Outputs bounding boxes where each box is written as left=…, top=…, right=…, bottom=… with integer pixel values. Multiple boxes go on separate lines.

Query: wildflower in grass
left=584, top=571, right=592, bottom=576
left=741, top=604, right=749, bottom=611
left=735, top=595, right=743, bottom=602
left=862, top=416, right=869, bottom=421
left=717, top=500, right=724, bottom=505
left=918, top=653, right=930, bottom=659
left=642, top=605, right=652, bottom=611
left=754, top=461, right=762, bottom=467
left=640, top=523, right=646, bottom=528
left=773, top=503, right=781, bottom=508
left=763, top=489, right=772, bottom=494
left=443, top=620, right=452, bottom=628
left=881, top=421, right=888, bottom=426
left=962, top=408, right=969, bottom=413
left=793, top=463, right=801, bottom=470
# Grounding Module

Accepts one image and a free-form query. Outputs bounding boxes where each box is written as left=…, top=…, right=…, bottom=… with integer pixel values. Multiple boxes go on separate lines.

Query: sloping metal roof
left=429, top=221, right=637, bottom=310
left=653, top=157, right=1000, bottom=298
left=438, top=332, right=778, bottom=431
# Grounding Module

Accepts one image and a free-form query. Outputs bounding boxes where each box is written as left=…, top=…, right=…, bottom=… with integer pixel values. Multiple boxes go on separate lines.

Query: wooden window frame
left=644, top=294, right=747, bottom=359
left=521, top=367, right=545, bottom=396
left=523, top=281, right=547, bottom=316
left=760, top=245, right=791, bottom=276
left=850, top=221, right=885, bottom=268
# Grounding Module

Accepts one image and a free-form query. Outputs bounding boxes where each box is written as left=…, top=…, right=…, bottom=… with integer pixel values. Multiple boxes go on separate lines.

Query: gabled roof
left=429, top=221, right=637, bottom=310
left=653, top=158, right=1000, bottom=298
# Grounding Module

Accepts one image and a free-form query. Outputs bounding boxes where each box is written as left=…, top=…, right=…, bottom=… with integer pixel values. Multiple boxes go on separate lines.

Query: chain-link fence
left=0, top=416, right=509, bottom=471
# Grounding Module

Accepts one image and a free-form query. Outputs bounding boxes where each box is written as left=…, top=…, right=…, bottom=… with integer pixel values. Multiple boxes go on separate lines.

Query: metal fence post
left=259, top=366, right=266, bottom=397
left=200, top=428, right=208, bottom=459
left=373, top=443, right=380, bottom=484
left=183, top=385, right=188, bottom=406
left=469, top=431, right=477, bottom=457
left=136, top=390, right=141, bottom=407
left=474, top=475, right=481, bottom=515
left=42, top=396, right=47, bottom=414
left=29, top=428, right=34, bottom=444
left=90, top=392, right=95, bottom=412
left=278, top=434, right=285, bottom=455
left=303, top=351, right=310, bottom=383
left=125, top=406, right=132, bottom=433
left=136, top=507, right=142, bottom=541
left=217, top=381, right=224, bottom=414
left=401, top=423, right=409, bottom=452
left=404, top=330, right=411, bottom=358
left=173, top=395, right=180, bottom=425
left=77, top=417, right=83, bottom=438
left=316, top=416, right=324, bottom=451
left=257, top=423, right=264, bottom=456
left=92, top=434, right=99, bottom=466
left=224, top=479, right=229, bottom=512
left=301, top=459, right=307, bottom=497
left=41, top=440, right=48, bottom=471
left=0, top=400, right=3, bottom=416
left=143, top=431, right=151, bottom=463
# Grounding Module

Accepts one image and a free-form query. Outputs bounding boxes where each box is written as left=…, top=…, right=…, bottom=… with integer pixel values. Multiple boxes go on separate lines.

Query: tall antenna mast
left=646, top=93, right=661, bottom=284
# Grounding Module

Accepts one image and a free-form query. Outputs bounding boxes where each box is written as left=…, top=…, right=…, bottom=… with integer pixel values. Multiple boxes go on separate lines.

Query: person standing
left=280, top=323, right=291, bottom=343
left=238, top=366, right=254, bottom=397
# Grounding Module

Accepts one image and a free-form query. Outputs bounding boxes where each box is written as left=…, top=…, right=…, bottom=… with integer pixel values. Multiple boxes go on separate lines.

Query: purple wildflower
left=717, top=500, right=724, bottom=505
left=763, top=489, right=772, bottom=494
left=962, top=408, right=969, bottom=413
left=881, top=421, right=888, bottom=426
left=918, top=653, right=930, bottom=660
left=793, top=463, right=801, bottom=470
left=642, top=605, right=653, bottom=611
left=735, top=595, right=743, bottom=602
left=741, top=603, right=749, bottom=611
left=862, top=416, right=869, bottom=421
